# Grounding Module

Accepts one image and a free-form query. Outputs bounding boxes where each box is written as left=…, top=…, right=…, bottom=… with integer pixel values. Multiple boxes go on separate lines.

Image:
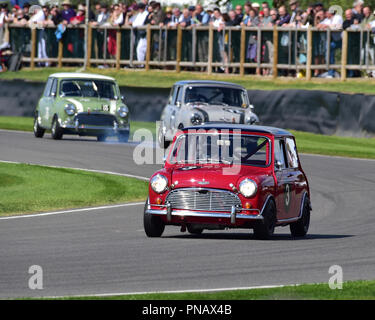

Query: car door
left=170, top=85, right=183, bottom=135
left=284, top=137, right=304, bottom=219
left=47, top=78, right=58, bottom=127
left=38, top=77, right=54, bottom=127
left=274, top=137, right=297, bottom=221
left=162, top=85, right=177, bottom=139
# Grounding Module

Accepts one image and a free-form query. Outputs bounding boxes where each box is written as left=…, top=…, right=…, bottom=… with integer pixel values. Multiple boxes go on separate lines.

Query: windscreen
left=184, top=86, right=247, bottom=107
left=60, top=79, right=117, bottom=99
left=169, top=133, right=270, bottom=167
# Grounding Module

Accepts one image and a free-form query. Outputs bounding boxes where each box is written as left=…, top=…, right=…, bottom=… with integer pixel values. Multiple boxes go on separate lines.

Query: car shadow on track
left=163, top=233, right=354, bottom=241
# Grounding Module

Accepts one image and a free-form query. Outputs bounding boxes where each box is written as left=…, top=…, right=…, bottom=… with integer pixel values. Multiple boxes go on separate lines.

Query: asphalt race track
left=0, top=129, right=374, bottom=298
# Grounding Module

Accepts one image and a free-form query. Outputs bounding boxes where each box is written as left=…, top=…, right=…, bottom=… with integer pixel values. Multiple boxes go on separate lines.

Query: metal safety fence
left=3, top=23, right=375, bottom=79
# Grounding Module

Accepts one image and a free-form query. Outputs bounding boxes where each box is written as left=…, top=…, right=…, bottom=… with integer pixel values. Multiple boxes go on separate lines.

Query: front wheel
left=33, top=116, right=45, bottom=138
left=187, top=224, right=204, bottom=235
left=253, top=200, right=276, bottom=240
left=144, top=200, right=165, bottom=237
left=290, top=197, right=311, bottom=237
left=51, top=117, right=63, bottom=140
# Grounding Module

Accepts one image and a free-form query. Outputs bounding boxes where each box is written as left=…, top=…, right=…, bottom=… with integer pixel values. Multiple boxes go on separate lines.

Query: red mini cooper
left=144, top=124, right=311, bottom=240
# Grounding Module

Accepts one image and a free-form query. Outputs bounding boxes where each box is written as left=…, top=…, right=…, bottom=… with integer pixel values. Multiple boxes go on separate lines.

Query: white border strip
left=44, top=284, right=298, bottom=299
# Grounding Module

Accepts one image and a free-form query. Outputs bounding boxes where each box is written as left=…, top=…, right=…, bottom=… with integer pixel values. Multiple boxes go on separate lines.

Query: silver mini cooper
left=158, top=80, right=259, bottom=148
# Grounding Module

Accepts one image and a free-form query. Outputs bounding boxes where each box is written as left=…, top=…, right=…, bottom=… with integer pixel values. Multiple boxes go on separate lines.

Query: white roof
left=49, top=72, right=115, bottom=81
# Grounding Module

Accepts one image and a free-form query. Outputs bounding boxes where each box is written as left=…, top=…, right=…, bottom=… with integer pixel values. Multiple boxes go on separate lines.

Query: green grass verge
left=291, top=130, right=375, bottom=159
left=3, top=67, right=375, bottom=94
left=0, top=162, right=148, bottom=217
left=48, top=280, right=375, bottom=300
left=1, top=116, right=374, bottom=160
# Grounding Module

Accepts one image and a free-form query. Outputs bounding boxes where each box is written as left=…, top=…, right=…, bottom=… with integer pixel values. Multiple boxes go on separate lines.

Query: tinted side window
left=274, top=138, right=287, bottom=170
left=285, top=138, right=299, bottom=168
left=43, top=78, right=54, bottom=97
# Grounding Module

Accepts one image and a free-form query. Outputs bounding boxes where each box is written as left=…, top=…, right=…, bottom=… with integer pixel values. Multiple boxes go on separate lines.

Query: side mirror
left=121, top=95, right=125, bottom=101
left=51, top=92, right=56, bottom=98
left=176, top=101, right=181, bottom=108
left=249, top=104, right=254, bottom=109
left=275, top=160, right=283, bottom=171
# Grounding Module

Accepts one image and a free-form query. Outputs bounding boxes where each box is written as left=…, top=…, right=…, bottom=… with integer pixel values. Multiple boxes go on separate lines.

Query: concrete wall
left=0, top=79, right=374, bottom=137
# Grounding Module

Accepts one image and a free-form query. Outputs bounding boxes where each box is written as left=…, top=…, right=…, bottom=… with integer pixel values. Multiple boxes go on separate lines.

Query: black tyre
left=97, top=135, right=107, bottom=142
left=253, top=200, right=276, bottom=240
left=157, top=126, right=170, bottom=149
left=33, top=116, right=45, bottom=138
left=118, top=131, right=129, bottom=143
left=290, top=198, right=311, bottom=237
left=51, top=117, right=63, bottom=140
left=144, top=200, right=165, bottom=237
left=187, top=224, right=204, bottom=235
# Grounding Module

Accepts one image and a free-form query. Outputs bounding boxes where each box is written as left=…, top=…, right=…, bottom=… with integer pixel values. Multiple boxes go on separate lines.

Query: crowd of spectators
left=1, top=0, right=375, bottom=76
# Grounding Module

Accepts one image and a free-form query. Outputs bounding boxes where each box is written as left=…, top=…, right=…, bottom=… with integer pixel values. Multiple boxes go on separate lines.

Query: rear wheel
left=290, top=197, right=311, bottom=237
left=253, top=200, right=276, bottom=240
left=51, top=117, right=63, bottom=140
left=97, top=135, right=106, bottom=142
left=118, top=132, right=129, bottom=143
left=144, top=200, right=165, bottom=237
left=33, top=116, right=45, bottom=138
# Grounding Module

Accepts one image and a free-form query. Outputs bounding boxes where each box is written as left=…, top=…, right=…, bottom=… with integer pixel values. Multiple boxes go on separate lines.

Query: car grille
left=74, top=113, right=117, bottom=127
left=166, top=188, right=241, bottom=212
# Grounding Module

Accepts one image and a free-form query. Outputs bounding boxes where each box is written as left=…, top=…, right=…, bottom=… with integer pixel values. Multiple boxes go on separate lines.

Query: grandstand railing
left=3, top=23, right=375, bottom=79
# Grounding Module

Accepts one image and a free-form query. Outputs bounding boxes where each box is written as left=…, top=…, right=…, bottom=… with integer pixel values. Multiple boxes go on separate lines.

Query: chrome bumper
left=147, top=203, right=263, bottom=224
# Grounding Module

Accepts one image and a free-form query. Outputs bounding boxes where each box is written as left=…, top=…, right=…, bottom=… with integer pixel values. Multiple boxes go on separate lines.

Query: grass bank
left=0, top=162, right=148, bottom=217
left=3, top=67, right=375, bottom=94
left=1, top=116, right=374, bottom=160
left=51, top=280, right=375, bottom=300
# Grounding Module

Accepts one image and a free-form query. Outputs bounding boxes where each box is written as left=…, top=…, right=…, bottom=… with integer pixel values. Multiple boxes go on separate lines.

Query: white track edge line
left=40, top=284, right=300, bottom=299
left=0, top=202, right=145, bottom=220
left=0, top=160, right=149, bottom=181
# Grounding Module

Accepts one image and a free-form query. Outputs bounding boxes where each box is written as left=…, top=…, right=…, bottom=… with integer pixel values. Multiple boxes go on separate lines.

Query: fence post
left=87, top=24, right=92, bottom=68
left=176, top=25, right=182, bottom=73
left=306, top=26, right=312, bottom=80
left=272, top=25, right=278, bottom=79
left=116, top=28, right=122, bottom=70
left=145, top=24, right=151, bottom=71
left=30, top=27, right=36, bottom=70
left=240, top=25, right=246, bottom=76
left=341, top=30, right=348, bottom=81
left=207, top=25, right=213, bottom=74
left=58, top=39, right=63, bottom=68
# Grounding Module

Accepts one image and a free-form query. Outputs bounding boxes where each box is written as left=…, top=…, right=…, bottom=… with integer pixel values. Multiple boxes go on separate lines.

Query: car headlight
left=64, top=103, right=76, bottom=116
left=191, top=112, right=203, bottom=125
left=118, top=106, right=129, bottom=118
left=239, top=179, right=257, bottom=198
left=150, top=174, right=168, bottom=194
